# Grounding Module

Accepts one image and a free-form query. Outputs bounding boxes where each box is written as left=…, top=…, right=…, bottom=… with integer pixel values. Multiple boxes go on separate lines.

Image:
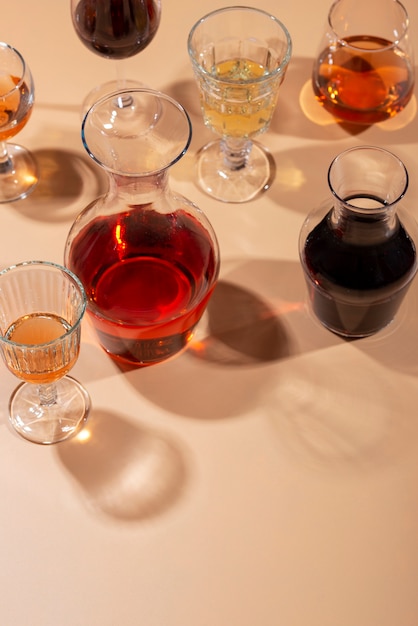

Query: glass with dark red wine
left=71, top=0, right=161, bottom=112
left=64, top=88, right=220, bottom=367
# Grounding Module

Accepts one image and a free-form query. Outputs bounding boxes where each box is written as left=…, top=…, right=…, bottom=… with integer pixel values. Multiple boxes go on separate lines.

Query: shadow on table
left=120, top=252, right=418, bottom=422
left=121, top=258, right=340, bottom=421
left=56, top=408, right=188, bottom=522
left=275, top=59, right=418, bottom=216
left=264, top=270, right=418, bottom=472
left=265, top=343, right=418, bottom=473
left=268, top=139, right=418, bottom=217
left=354, top=268, right=418, bottom=377
left=13, top=147, right=107, bottom=223
left=189, top=259, right=338, bottom=366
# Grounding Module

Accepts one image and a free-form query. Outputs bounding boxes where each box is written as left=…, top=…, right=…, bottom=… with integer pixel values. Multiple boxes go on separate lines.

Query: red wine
left=73, top=0, right=161, bottom=59
left=303, top=209, right=417, bottom=337
left=67, top=206, right=218, bottom=365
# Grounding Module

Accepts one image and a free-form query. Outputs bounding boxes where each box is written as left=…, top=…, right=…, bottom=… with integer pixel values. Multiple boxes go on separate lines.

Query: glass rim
left=81, top=87, right=192, bottom=177
left=327, top=145, right=409, bottom=212
left=328, top=0, right=410, bottom=49
left=187, top=5, right=292, bottom=83
left=0, top=41, right=27, bottom=96
left=0, top=260, right=87, bottom=348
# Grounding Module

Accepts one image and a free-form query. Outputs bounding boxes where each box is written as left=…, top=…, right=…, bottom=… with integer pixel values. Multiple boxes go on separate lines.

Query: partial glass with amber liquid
left=0, top=75, right=32, bottom=140
left=0, top=42, right=37, bottom=202
left=0, top=262, right=90, bottom=445
left=312, top=0, right=414, bottom=124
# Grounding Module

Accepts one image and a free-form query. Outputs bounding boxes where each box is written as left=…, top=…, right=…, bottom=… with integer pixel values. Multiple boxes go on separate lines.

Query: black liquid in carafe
left=303, top=206, right=417, bottom=337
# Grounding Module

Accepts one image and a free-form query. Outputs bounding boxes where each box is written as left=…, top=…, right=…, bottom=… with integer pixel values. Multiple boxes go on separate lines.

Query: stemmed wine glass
left=0, top=42, right=37, bottom=203
left=188, top=6, right=292, bottom=203
left=71, top=0, right=161, bottom=113
left=0, top=261, right=90, bottom=445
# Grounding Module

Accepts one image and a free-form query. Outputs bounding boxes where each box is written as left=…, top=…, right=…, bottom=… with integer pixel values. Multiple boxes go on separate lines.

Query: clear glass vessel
left=299, top=146, right=417, bottom=338
left=188, top=6, right=292, bottom=203
left=0, top=261, right=90, bottom=444
left=65, top=88, right=220, bottom=366
left=312, top=0, right=414, bottom=124
left=0, top=42, right=37, bottom=202
left=71, top=0, right=161, bottom=114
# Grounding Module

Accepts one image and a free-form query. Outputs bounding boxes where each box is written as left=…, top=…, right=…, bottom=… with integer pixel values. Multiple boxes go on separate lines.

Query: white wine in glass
left=188, top=7, right=292, bottom=203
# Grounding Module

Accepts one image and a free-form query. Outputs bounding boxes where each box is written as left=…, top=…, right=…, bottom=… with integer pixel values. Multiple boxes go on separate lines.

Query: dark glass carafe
left=299, top=146, right=417, bottom=337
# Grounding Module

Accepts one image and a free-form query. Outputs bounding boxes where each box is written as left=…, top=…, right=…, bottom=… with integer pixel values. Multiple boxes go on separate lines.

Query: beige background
left=2, top=1, right=418, bottom=625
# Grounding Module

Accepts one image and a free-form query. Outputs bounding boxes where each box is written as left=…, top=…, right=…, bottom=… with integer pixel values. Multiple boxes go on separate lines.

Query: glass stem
left=37, top=383, right=58, bottom=407
left=0, top=141, right=11, bottom=174
left=115, top=59, right=126, bottom=91
left=221, top=137, right=252, bottom=171
left=114, top=60, right=133, bottom=109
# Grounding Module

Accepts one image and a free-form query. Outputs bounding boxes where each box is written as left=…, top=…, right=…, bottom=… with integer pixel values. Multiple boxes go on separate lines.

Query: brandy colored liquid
left=67, top=206, right=218, bottom=365
left=200, top=58, right=279, bottom=138
left=313, top=35, right=414, bottom=124
left=0, top=74, right=32, bottom=140
left=73, top=0, right=160, bottom=59
left=4, top=313, right=78, bottom=383
left=303, top=207, right=417, bottom=337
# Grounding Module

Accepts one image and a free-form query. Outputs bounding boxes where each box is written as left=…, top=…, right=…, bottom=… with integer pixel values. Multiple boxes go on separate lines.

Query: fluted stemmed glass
left=0, top=261, right=90, bottom=445
left=0, top=42, right=37, bottom=203
left=71, top=0, right=161, bottom=113
left=188, top=6, right=292, bottom=203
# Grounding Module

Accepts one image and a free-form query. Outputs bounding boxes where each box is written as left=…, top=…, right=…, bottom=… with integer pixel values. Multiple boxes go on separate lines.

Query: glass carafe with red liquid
left=299, top=146, right=417, bottom=338
left=312, top=0, right=414, bottom=124
left=65, top=88, right=220, bottom=366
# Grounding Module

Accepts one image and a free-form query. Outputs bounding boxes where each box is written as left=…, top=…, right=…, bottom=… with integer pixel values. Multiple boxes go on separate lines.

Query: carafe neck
left=109, top=170, right=169, bottom=204
left=330, top=198, right=398, bottom=245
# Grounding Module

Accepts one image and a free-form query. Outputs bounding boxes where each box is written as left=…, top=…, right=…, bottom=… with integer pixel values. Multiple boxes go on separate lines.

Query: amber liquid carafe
left=312, top=0, right=415, bottom=124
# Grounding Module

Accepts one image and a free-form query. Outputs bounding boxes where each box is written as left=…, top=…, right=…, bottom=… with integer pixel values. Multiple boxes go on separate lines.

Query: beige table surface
left=2, top=1, right=418, bottom=625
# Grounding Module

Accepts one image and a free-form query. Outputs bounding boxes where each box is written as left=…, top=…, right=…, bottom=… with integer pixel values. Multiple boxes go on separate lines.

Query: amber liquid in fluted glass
left=3, top=313, right=78, bottom=383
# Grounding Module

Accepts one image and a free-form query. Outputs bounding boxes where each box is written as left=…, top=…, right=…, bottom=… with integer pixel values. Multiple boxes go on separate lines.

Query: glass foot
left=9, top=376, right=90, bottom=445
left=81, top=79, right=148, bottom=118
left=195, top=140, right=275, bottom=203
left=0, top=144, right=38, bottom=203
